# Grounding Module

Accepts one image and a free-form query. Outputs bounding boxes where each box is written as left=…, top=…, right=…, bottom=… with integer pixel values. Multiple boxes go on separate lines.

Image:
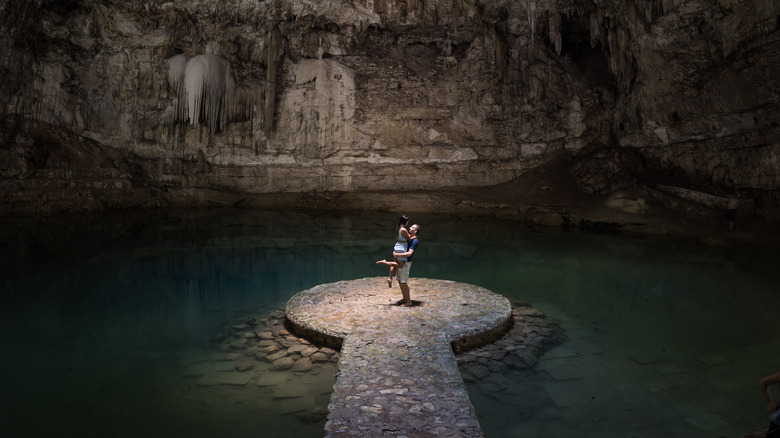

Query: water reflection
left=0, top=209, right=778, bottom=437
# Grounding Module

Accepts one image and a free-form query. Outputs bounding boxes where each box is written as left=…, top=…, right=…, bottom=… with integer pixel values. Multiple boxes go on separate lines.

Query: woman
left=378, top=214, right=411, bottom=288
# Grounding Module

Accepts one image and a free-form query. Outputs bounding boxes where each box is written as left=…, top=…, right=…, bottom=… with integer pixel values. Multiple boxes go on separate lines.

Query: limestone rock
left=514, top=349, right=540, bottom=368
left=0, top=0, right=777, bottom=219
left=300, top=346, right=319, bottom=357
left=466, top=364, right=491, bottom=380
left=310, top=352, right=330, bottom=363
left=0, top=150, right=33, bottom=179
left=236, top=360, right=254, bottom=372
left=570, top=145, right=643, bottom=195
left=257, top=331, right=275, bottom=340
left=319, top=347, right=337, bottom=356
left=291, top=357, right=313, bottom=373
left=270, top=357, right=295, bottom=371
left=261, top=344, right=279, bottom=354
left=514, top=308, right=546, bottom=318
left=266, top=350, right=288, bottom=362
left=287, top=345, right=306, bottom=354
left=229, top=339, right=248, bottom=350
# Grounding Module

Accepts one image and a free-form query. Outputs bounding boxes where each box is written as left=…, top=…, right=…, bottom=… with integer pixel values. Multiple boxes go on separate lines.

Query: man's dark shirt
left=406, top=237, right=419, bottom=261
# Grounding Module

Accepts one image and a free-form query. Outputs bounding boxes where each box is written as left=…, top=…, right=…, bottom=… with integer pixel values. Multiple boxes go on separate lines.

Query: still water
left=0, top=209, right=777, bottom=437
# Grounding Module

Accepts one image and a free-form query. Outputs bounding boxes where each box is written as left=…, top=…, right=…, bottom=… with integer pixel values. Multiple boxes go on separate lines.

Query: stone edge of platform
left=284, top=317, right=345, bottom=350
left=450, top=307, right=514, bottom=353
left=283, top=279, right=515, bottom=353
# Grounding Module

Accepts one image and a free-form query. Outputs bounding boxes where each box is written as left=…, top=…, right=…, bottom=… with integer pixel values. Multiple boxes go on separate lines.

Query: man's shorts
left=396, top=261, right=412, bottom=283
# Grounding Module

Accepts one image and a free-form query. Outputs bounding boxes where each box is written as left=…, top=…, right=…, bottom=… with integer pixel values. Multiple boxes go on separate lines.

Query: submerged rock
left=271, top=357, right=295, bottom=371
left=236, top=361, right=254, bottom=372
left=266, top=350, right=288, bottom=362
left=310, top=352, right=329, bottom=363
left=291, top=357, right=313, bottom=373
left=457, top=299, right=561, bottom=383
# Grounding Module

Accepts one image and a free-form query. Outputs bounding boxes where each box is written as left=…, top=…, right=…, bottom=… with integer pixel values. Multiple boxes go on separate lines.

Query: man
left=726, top=194, right=739, bottom=231
left=377, top=224, right=420, bottom=307
left=761, top=370, right=780, bottom=437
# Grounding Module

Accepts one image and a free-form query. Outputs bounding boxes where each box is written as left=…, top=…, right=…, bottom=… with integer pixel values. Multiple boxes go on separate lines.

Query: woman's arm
left=400, top=227, right=411, bottom=241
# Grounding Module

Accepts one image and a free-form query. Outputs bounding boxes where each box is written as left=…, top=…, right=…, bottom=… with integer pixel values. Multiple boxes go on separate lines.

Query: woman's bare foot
left=387, top=277, right=393, bottom=288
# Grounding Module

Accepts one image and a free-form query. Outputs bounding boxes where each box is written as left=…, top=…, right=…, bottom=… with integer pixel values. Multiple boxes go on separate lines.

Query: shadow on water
left=0, top=208, right=778, bottom=437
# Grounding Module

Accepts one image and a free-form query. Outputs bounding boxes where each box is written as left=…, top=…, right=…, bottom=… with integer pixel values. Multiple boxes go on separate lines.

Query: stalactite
left=548, top=0, right=562, bottom=55
left=374, top=0, right=387, bottom=16
left=264, top=26, right=281, bottom=134
left=628, top=1, right=637, bottom=27
left=589, top=13, right=600, bottom=48
left=407, top=0, right=424, bottom=20
left=662, top=0, right=678, bottom=14
left=641, top=0, right=654, bottom=23
left=182, top=54, right=231, bottom=133
left=452, top=0, right=461, bottom=36
left=167, top=53, right=261, bottom=134
left=495, top=28, right=508, bottom=84
left=603, top=20, right=633, bottom=91
left=167, top=54, right=187, bottom=124
left=633, top=0, right=676, bottom=23
left=526, top=0, right=539, bottom=57
left=607, top=29, right=618, bottom=77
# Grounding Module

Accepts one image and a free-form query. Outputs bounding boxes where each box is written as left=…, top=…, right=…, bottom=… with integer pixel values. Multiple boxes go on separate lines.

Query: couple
left=376, top=215, right=420, bottom=307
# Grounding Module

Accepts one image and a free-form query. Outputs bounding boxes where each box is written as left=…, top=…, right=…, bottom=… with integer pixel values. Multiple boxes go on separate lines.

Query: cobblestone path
left=285, top=277, right=512, bottom=437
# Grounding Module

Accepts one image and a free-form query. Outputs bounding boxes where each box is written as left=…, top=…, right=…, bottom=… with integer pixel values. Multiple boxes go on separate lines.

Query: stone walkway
left=285, top=277, right=513, bottom=437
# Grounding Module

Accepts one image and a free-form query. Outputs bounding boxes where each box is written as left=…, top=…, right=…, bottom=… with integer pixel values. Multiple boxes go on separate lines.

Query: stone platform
left=285, top=277, right=513, bottom=437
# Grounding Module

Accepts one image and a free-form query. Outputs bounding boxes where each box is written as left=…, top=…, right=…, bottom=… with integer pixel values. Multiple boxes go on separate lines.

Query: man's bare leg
left=399, top=282, right=411, bottom=307
left=391, top=260, right=405, bottom=288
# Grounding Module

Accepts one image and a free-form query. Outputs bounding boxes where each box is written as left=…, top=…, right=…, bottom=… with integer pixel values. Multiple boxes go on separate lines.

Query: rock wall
left=0, top=0, right=778, bottom=216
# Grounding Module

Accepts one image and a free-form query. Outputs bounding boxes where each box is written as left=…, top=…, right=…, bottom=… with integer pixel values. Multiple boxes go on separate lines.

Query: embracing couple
left=376, top=214, right=420, bottom=307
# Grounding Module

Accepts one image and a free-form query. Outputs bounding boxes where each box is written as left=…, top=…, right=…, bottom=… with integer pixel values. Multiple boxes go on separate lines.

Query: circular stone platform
left=285, top=277, right=513, bottom=437
left=285, top=277, right=512, bottom=350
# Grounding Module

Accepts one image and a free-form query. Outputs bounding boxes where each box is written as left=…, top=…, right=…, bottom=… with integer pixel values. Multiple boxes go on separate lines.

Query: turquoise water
left=0, top=209, right=777, bottom=437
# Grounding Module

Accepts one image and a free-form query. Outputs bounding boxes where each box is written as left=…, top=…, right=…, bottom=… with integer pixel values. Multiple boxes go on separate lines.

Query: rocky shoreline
left=188, top=294, right=562, bottom=433
left=457, top=300, right=562, bottom=383
left=2, top=147, right=778, bottom=247
left=216, top=309, right=340, bottom=375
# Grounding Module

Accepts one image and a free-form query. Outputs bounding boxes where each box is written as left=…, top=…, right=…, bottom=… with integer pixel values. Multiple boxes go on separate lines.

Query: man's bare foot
left=400, top=301, right=412, bottom=307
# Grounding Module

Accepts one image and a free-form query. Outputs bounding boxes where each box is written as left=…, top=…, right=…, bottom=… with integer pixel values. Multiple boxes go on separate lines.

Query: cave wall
left=0, top=0, right=778, bottom=214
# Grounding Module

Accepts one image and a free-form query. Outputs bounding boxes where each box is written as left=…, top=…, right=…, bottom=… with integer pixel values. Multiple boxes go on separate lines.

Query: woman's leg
left=377, top=258, right=404, bottom=287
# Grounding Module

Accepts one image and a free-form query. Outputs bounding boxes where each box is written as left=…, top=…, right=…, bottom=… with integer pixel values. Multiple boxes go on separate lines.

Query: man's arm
left=395, top=248, right=415, bottom=258
left=761, top=372, right=780, bottom=411
left=395, top=239, right=418, bottom=258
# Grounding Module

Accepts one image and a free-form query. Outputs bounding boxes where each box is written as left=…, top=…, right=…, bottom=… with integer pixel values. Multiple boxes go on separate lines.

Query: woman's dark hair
left=396, top=214, right=409, bottom=231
